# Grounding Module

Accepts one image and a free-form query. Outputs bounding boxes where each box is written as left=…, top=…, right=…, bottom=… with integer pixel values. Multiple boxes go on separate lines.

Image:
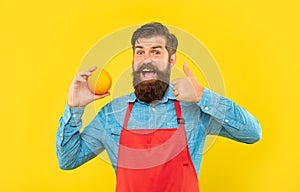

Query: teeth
left=142, top=69, right=155, bottom=72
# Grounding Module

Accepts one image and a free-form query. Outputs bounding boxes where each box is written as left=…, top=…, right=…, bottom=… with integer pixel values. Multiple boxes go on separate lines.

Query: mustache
left=133, top=60, right=169, bottom=73
left=135, top=62, right=158, bottom=73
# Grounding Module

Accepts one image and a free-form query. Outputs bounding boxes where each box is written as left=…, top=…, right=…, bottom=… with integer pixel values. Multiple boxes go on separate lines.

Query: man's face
left=132, top=36, right=171, bottom=83
left=132, top=36, right=176, bottom=103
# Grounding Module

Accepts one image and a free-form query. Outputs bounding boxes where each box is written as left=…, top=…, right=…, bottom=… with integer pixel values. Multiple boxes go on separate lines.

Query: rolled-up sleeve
left=198, top=88, right=262, bottom=144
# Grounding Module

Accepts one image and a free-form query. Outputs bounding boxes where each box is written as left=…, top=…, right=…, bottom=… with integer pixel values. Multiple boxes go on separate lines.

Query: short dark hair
left=131, top=22, right=178, bottom=56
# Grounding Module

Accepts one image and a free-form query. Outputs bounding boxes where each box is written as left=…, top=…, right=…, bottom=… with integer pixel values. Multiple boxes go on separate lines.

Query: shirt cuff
left=198, top=88, right=227, bottom=120
left=61, top=103, right=85, bottom=125
left=198, top=88, right=243, bottom=129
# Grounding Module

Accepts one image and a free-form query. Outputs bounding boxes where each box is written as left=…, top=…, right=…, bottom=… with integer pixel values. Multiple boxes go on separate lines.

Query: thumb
left=183, top=62, right=193, bottom=77
left=93, top=92, right=110, bottom=101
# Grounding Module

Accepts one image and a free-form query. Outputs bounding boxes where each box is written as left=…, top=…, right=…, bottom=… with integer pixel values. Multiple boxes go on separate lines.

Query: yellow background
left=1, top=0, right=299, bottom=191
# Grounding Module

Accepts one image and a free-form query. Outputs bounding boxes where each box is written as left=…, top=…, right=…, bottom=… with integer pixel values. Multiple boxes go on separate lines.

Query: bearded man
left=56, top=22, right=261, bottom=192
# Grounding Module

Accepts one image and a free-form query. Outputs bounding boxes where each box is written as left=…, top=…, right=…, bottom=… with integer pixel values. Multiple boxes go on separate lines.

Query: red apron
left=116, top=100, right=200, bottom=192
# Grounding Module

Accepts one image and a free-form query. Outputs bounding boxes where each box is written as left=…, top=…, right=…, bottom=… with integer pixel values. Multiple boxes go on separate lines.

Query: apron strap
left=174, top=100, right=189, bottom=165
left=174, top=100, right=185, bottom=125
left=123, top=102, right=134, bottom=129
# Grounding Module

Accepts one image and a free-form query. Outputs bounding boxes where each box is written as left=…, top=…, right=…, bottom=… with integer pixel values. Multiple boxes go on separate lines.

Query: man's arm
left=56, top=104, right=107, bottom=169
left=172, top=63, right=261, bottom=143
left=199, top=88, right=262, bottom=143
left=56, top=66, right=110, bottom=169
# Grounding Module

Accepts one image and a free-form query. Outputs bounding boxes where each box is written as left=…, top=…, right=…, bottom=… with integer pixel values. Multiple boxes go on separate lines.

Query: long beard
left=133, top=62, right=170, bottom=103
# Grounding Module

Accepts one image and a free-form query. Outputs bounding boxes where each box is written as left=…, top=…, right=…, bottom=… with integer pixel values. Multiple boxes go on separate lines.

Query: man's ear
left=169, top=54, right=177, bottom=68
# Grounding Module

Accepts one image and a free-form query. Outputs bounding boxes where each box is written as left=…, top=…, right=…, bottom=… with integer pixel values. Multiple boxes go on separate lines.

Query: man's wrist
left=196, top=86, right=205, bottom=103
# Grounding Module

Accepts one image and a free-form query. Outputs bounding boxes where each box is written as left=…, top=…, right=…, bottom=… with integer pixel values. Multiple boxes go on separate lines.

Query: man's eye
left=136, top=51, right=144, bottom=55
left=152, top=51, right=161, bottom=55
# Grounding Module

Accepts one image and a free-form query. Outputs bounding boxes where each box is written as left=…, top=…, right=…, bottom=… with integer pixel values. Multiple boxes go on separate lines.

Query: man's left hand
left=171, top=62, right=204, bottom=103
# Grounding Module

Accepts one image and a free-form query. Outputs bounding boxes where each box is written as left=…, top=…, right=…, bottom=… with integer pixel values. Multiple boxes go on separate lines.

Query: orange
left=88, top=69, right=112, bottom=95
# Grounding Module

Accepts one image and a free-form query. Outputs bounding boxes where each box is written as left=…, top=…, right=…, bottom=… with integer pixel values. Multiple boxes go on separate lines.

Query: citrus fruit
left=88, top=69, right=112, bottom=95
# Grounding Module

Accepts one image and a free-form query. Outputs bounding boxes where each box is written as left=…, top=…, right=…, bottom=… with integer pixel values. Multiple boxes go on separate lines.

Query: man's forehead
left=134, top=36, right=166, bottom=48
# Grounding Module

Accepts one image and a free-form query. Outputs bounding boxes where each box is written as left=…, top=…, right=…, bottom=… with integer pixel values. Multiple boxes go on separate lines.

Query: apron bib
left=116, top=100, right=200, bottom=192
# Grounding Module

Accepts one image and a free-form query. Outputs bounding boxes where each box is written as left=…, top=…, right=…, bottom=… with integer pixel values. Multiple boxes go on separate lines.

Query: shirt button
left=59, top=133, right=63, bottom=137
left=73, top=114, right=77, bottom=118
left=204, top=106, right=209, bottom=111
left=225, top=119, right=229, bottom=123
left=151, top=108, right=155, bottom=111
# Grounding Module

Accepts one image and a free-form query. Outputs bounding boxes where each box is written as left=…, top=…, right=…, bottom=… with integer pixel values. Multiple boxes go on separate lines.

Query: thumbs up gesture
left=171, top=62, right=204, bottom=102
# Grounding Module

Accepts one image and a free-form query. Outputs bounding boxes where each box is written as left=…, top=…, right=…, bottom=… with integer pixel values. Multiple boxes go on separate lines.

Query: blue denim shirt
left=56, top=85, right=261, bottom=176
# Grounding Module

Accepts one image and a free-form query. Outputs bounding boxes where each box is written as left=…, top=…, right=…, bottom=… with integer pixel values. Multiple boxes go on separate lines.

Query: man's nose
left=142, top=52, right=151, bottom=62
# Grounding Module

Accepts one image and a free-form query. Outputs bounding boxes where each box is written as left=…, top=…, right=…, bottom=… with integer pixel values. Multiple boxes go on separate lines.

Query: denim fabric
left=56, top=85, right=261, bottom=176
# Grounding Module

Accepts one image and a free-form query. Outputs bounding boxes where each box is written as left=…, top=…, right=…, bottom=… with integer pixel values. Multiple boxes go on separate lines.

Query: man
left=56, top=22, right=262, bottom=192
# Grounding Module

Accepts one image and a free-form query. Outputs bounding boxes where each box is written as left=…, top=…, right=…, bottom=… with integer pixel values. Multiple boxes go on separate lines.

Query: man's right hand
left=68, top=66, right=110, bottom=108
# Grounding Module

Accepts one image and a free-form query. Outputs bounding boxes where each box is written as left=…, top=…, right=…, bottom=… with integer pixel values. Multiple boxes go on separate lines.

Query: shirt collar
left=127, top=84, right=176, bottom=103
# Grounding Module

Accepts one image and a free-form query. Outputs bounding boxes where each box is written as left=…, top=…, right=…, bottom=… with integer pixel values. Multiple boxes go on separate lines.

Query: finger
left=172, top=85, right=176, bottom=91
left=171, top=78, right=179, bottom=86
left=173, top=89, right=179, bottom=96
left=74, top=75, right=87, bottom=83
left=176, top=95, right=182, bottom=101
left=74, top=69, right=94, bottom=83
left=76, top=71, right=92, bottom=83
left=183, top=62, right=193, bottom=77
left=78, top=71, right=92, bottom=77
left=87, top=66, right=97, bottom=72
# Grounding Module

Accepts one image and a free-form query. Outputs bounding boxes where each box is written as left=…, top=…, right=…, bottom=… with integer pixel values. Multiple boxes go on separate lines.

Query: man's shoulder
left=101, top=93, right=133, bottom=114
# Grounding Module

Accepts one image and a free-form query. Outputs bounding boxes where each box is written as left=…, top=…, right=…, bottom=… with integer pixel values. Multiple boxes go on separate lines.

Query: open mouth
left=141, top=68, right=157, bottom=80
